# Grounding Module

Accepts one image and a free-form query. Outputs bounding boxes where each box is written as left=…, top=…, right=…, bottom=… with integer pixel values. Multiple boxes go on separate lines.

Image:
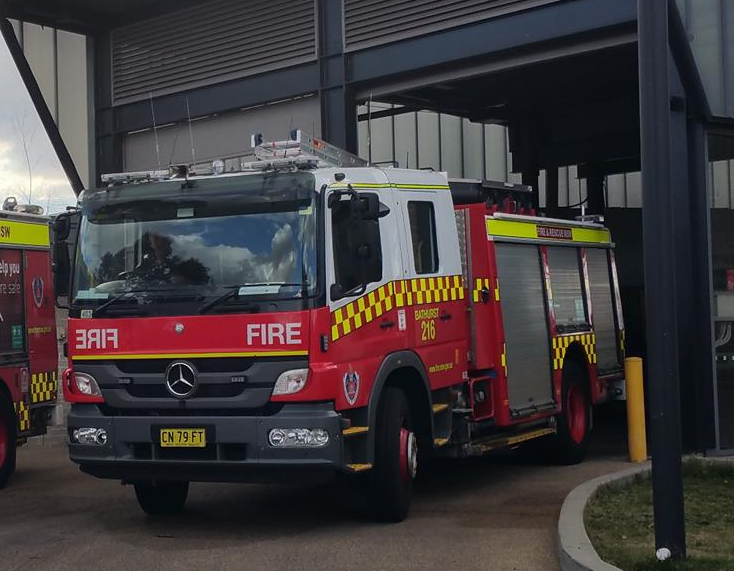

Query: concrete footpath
left=0, top=411, right=629, bottom=571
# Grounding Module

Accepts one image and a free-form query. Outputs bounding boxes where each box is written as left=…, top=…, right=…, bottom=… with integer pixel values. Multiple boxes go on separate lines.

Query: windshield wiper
left=92, top=290, right=144, bottom=317
left=198, top=283, right=306, bottom=314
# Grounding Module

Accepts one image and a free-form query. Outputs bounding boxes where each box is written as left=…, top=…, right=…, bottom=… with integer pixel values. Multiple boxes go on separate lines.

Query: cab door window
left=331, top=198, right=383, bottom=294
left=407, top=201, right=439, bottom=274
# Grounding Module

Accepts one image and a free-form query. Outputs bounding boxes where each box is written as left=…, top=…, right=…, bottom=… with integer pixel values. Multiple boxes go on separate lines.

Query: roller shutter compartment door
left=586, top=248, right=620, bottom=372
left=495, top=243, right=553, bottom=412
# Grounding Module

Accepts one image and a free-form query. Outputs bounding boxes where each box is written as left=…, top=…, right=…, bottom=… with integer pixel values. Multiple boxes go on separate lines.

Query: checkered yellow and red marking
left=472, top=277, right=500, bottom=303
left=31, top=371, right=57, bottom=404
left=13, top=400, right=30, bottom=432
left=331, top=276, right=465, bottom=341
left=551, top=333, right=597, bottom=371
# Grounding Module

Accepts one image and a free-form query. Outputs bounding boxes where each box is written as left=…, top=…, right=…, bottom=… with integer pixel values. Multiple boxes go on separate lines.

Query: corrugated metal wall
left=111, top=0, right=316, bottom=105
left=344, top=0, right=562, bottom=51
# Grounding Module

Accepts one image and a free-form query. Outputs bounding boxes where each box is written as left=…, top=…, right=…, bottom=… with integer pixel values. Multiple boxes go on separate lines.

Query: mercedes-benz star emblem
left=165, top=361, right=197, bottom=398
left=174, top=323, right=185, bottom=334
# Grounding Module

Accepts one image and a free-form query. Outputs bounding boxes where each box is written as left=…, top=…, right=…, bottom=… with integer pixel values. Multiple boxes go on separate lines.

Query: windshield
left=72, top=175, right=319, bottom=309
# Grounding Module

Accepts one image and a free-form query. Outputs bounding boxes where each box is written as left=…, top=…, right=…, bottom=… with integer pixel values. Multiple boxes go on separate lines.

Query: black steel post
left=0, top=17, right=85, bottom=194
left=317, top=0, right=357, bottom=153
left=586, top=163, right=605, bottom=215
left=687, top=118, right=717, bottom=452
left=546, top=166, right=559, bottom=217
left=637, top=0, right=687, bottom=559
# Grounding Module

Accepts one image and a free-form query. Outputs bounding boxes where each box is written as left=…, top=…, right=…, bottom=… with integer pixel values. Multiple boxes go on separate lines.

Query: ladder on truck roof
left=101, top=130, right=367, bottom=186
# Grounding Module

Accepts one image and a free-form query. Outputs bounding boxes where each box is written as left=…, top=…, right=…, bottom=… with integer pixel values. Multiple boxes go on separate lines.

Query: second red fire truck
left=0, top=200, right=58, bottom=489
left=54, top=132, right=625, bottom=520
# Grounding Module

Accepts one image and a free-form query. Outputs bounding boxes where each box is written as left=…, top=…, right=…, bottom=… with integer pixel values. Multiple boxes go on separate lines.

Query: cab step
left=462, top=426, right=556, bottom=457
left=432, top=403, right=450, bottom=414
left=433, top=437, right=450, bottom=448
left=345, top=463, right=373, bottom=473
left=342, top=426, right=369, bottom=437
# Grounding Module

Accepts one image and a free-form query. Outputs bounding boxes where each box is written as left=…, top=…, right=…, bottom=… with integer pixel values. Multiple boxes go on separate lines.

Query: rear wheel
left=541, top=360, right=590, bottom=465
left=0, top=393, right=17, bottom=489
left=134, top=481, right=189, bottom=515
left=367, top=386, right=417, bottom=522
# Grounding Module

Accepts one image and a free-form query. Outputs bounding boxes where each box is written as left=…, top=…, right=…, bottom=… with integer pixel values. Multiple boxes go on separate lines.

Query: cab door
left=388, top=173, right=467, bottom=390
left=325, top=171, right=410, bottom=410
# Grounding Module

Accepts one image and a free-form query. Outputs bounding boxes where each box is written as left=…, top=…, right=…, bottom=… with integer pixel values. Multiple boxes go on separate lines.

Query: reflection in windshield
left=73, top=200, right=318, bottom=303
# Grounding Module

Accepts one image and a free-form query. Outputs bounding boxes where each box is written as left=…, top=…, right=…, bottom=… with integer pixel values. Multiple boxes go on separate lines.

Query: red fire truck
left=54, top=132, right=624, bottom=520
left=0, top=201, right=58, bottom=489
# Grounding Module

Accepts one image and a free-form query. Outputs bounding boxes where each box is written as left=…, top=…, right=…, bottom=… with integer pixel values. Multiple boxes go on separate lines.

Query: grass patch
left=585, top=459, right=734, bottom=571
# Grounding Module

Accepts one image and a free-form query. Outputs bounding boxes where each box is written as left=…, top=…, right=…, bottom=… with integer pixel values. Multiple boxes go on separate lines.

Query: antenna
left=367, top=93, right=373, bottom=164
left=149, top=93, right=162, bottom=171
left=167, top=130, right=180, bottom=166
left=186, top=98, right=197, bottom=167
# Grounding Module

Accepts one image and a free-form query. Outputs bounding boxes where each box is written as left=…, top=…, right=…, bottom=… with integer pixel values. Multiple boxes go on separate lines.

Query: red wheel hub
left=0, top=411, right=8, bottom=467
left=566, top=385, right=587, bottom=444
left=399, top=427, right=417, bottom=483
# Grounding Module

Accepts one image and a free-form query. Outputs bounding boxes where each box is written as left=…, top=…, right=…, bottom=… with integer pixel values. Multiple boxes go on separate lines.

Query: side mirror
left=53, top=212, right=72, bottom=241
left=51, top=210, right=79, bottom=301
left=328, top=189, right=390, bottom=220
left=52, top=239, right=70, bottom=298
left=350, top=193, right=389, bottom=220
left=330, top=283, right=344, bottom=301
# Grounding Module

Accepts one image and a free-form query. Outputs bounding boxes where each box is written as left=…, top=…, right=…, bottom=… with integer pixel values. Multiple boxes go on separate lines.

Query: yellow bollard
left=625, top=357, right=648, bottom=462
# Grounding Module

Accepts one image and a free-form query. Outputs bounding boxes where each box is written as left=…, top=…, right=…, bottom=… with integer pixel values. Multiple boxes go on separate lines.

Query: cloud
left=0, top=34, right=76, bottom=214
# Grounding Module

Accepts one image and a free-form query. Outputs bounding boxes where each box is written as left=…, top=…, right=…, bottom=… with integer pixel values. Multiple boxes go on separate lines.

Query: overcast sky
left=0, top=37, right=76, bottom=215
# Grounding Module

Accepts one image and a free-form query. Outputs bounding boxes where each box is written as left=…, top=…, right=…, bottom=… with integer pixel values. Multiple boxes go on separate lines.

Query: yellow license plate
left=159, top=428, right=206, bottom=448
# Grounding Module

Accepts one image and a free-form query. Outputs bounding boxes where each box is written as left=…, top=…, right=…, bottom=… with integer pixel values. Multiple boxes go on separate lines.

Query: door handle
left=440, top=312, right=452, bottom=321
left=380, top=320, right=396, bottom=329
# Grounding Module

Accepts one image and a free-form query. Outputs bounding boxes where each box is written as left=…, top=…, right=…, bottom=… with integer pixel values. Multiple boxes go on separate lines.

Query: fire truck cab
left=55, top=132, right=624, bottom=520
left=0, top=202, right=58, bottom=489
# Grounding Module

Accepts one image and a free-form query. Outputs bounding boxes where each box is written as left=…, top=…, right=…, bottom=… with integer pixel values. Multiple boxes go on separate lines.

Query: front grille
left=115, top=358, right=255, bottom=374
left=157, top=444, right=217, bottom=461
left=128, top=442, right=248, bottom=462
left=125, top=384, right=246, bottom=399
left=98, top=403, right=285, bottom=417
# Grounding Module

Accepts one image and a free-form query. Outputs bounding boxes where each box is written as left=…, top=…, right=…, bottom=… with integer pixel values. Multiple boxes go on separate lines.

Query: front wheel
left=367, top=386, right=417, bottom=522
left=541, top=360, right=590, bottom=465
left=134, top=481, right=189, bottom=515
left=0, top=394, right=17, bottom=489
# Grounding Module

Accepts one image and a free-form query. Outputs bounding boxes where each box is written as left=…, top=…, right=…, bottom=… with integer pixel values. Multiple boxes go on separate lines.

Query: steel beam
left=348, top=0, right=636, bottom=85
left=0, top=17, right=84, bottom=194
left=637, top=0, right=686, bottom=559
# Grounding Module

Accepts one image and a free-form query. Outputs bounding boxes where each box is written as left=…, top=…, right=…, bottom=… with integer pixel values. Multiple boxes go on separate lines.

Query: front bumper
left=68, top=403, right=344, bottom=483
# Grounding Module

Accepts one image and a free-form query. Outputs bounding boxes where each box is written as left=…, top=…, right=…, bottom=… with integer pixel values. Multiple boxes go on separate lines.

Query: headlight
left=272, top=368, right=308, bottom=396
left=71, top=427, right=108, bottom=446
left=212, top=159, right=226, bottom=175
left=74, top=373, right=102, bottom=397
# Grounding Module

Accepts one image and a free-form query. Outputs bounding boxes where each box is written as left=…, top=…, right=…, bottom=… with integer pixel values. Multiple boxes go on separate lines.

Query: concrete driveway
left=0, top=409, right=629, bottom=571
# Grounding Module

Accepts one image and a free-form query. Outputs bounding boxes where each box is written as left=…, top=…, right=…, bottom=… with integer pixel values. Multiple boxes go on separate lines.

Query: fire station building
left=0, top=0, right=732, bottom=453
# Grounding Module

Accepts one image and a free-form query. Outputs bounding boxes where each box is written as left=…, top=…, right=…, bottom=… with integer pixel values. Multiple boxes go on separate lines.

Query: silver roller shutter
left=586, top=248, right=620, bottom=372
left=495, top=243, right=553, bottom=412
left=112, top=0, right=316, bottom=105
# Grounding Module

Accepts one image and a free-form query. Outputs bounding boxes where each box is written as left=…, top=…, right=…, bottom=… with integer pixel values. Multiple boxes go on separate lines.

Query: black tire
left=0, top=393, right=17, bottom=490
left=541, top=360, right=590, bottom=465
left=367, top=386, right=417, bottom=522
left=134, top=481, right=189, bottom=515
